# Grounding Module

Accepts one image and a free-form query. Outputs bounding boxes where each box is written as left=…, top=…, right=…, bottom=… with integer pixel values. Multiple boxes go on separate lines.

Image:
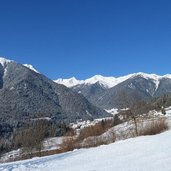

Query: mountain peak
left=84, top=75, right=116, bottom=88
left=55, top=77, right=84, bottom=87
left=88, top=75, right=106, bottom=80
left=0, top=57, right=13, bottom=66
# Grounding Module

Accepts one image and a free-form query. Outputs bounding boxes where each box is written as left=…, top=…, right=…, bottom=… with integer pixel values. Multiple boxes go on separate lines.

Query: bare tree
left=117, top=91, right=141, bottom=136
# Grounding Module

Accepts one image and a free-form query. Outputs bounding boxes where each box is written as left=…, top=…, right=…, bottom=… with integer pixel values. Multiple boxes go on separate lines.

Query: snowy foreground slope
left=1, top=130, right=171, bottom=171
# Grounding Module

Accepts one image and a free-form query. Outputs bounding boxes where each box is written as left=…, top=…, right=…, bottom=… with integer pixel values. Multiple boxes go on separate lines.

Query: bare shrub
left=78, top=119, right=114, bottom=140
left=78, top=124, right=103, bottom=140
left=0, top=138, right=12, bottom=155
left=64, top=128, right=75, bottom=136
left=59, top=119, right=116, bottom=152
left=13, top=122, right=50, bottom=157
left=59, top=137, right=76, bottom=152
left=81, top=130, right=116, bottom=148
left=82, top=137, right=105, bottom=148
left=138, top=118, right=168, bottom=136
left=116, top=127, right=136, bottom=141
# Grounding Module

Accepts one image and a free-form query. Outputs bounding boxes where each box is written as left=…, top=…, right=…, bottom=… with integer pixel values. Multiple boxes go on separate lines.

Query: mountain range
left=1, top=56, right=171, bottom=133
left=55, top=73, right=171, bottom=109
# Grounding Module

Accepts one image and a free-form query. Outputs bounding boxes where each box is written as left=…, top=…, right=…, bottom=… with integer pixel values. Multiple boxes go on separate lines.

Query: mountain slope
left=0, top=57, right=110, bottom=128
left=1, top=129, right=171, bottom=171
left=99, top=75, right=171, bottom=109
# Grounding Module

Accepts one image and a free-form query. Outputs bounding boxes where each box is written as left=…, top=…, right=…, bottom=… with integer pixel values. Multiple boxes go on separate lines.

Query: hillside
left=0, top=57, right=111, bottom=155
left=0, top=57, right=110, bottom=126
left=1, top=129, right=171, bottom=171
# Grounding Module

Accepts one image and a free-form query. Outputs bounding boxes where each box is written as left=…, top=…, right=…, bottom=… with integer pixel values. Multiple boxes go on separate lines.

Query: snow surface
left=55, top=72, right=171, bottom=89
left=1, top=129, right=171, bottom=171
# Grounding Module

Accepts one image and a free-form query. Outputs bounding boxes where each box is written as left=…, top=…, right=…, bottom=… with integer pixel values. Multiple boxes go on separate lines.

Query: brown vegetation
left=60, top=119, right=116, bottom=152
left=59, top=137, right=76, bottom=152
left=138, top=118, right=168, bottom=136
left=78, top=119, right=115, bottom=140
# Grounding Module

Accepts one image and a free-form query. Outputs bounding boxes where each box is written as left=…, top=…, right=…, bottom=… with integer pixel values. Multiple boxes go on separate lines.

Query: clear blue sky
left=0, top=0, right=171, bottom=79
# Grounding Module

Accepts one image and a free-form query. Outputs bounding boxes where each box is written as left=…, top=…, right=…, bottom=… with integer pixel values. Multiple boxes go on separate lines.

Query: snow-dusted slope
left=55, top=72, right=171, bottom=89
left=132, top=72, right=171, bottom=91
left=1, top=129, right=171, bottom=171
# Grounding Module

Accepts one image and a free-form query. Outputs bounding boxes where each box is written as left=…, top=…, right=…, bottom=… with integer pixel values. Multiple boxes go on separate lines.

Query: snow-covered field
left=1, top=107, right=171, bottom=170
left=1, top=129, right=171, bottom=171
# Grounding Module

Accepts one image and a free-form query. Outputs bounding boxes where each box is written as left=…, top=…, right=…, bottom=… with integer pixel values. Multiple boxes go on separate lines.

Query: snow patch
left=128, top=83, right=135, bottom=89
left=43, top=137, right=63, bottom=151
left=10, top=87, right=15, bottom=90
left=105, top=108, right=119, bottom=115
left=0, top=57, right=13, bottom=78
left=0, top=57, right=13, bottom=67
left=30, top=117, right=51, bottom=121
left=23, top=64, right=39, bottom=73
left=86, top=110, right=92, bottom=117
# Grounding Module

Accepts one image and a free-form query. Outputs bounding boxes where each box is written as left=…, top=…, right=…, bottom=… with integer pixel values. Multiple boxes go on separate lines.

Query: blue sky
left=0, top=0, right=171, bottom=79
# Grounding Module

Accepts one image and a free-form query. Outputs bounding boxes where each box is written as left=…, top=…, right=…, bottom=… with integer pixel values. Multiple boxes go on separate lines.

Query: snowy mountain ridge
left=23, top=64, right=39, bottom=73
left=0, top=57, right=39, bottom=73
left=1, top=57, right=170, bottom=89
left=55, top=72, right=171, bottom=89
left=0, top=57, right=13, bottom=67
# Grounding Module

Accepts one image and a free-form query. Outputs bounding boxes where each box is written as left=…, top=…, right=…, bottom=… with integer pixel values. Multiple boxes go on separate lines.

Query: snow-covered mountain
left=55, top=72, right=171, bottom=89
left=0, top=57, right=13, bottom=66
left=55, top=74, right=134, bottom=88
left=0, top=57, right=39, bottom=74
left=56, top=77, right=84, bottom=87
left=0, top=57, right=110, bottom=139
left=55, top=73, right=171, bottom=110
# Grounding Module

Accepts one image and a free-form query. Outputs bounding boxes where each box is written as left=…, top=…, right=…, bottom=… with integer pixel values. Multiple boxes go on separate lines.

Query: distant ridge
left=55, top=72, right=171, bottom=89
left=55, top=72, right=171, bottom=110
